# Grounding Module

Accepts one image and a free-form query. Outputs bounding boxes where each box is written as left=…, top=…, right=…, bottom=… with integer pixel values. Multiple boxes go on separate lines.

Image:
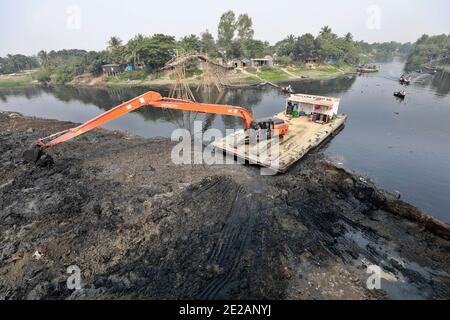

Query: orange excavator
left=24, top=91, right=289, bottom=163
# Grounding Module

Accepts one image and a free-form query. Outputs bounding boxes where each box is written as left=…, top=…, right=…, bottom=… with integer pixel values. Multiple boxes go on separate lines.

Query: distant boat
left=394, top=91, right=406, bottom=98
left=357, top=65, right=379, bottom=73
left=423, top=66, right=438, bottom=74
left=281, top=85, right=294, bottom=94
left=399, top=76, right=410, bottom=85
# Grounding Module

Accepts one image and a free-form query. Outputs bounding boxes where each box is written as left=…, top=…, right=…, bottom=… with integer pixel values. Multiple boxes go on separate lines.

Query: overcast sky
left=0, top=0, right=449, bottom=56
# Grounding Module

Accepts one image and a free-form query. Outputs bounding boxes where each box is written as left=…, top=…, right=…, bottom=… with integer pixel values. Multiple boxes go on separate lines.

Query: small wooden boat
left=281, top=85, right=294, bottom=94
left=399, top=77, right=410, bottom=85
left=423, top=66, right=437, bottom=74
left=394, top=91, right=406, bottom=98
left=357, top=66, right=378, bottom=73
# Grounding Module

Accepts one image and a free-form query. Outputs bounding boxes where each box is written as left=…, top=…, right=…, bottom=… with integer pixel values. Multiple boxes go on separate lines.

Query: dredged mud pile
left=0, top=111, right=449, bottom=300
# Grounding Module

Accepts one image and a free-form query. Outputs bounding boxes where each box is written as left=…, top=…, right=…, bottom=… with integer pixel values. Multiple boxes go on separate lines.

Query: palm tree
left=125, top=34, right=145, bottom=65
left=320, top=26, right=332, bottom=37
left=287, top=34, right=296, bottom=43
left=107, top=36, right=124, bottom=64
left=345, top=32, right=353, bottom=42
left=107, top=36, right=122, bottom=51
left=37, top=50, right=48, bottom=68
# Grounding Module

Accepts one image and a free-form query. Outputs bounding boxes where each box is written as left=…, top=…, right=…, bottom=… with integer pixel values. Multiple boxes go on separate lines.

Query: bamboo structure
left=163, top=52, right=231, bottom=96
left=196, top=58, right=228, bottom=93
left=162, top=52, right=232, bottom=133
left=168, top=62, right=196, bottom=101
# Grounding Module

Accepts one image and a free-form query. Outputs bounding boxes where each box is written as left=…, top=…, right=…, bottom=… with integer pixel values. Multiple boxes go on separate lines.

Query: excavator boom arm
left=154, top=97, right=254, bottom=128
left=37, top=91, right=254, bottom=149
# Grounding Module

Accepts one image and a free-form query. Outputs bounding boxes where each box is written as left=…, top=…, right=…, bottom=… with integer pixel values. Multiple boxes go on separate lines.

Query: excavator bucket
left=23, top=145, right=43, bottom=163
left=23, top=145, right=53, bottom=167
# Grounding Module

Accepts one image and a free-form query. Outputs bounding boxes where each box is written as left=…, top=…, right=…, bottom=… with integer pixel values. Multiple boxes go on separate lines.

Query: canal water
left=1, top=60, right=449, bottom=222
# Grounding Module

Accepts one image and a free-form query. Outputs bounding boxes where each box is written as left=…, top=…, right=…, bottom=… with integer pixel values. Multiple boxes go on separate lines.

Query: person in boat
left=394, top=90, right=406, bottom=97
left=283, top=84, right=293, bottom=93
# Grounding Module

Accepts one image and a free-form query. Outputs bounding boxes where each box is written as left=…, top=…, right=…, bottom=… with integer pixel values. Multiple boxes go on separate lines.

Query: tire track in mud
left=292, top=198, right=385, bottom=266
left=195, top=183, right=261, bottom=299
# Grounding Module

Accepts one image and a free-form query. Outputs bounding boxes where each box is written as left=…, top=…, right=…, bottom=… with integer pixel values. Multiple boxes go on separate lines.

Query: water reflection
left=413, top=71, right=450, bottom=97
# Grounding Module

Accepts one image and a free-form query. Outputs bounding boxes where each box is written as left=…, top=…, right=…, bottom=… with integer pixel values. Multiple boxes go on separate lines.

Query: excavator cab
left=248, top=117, right=289, bottom=142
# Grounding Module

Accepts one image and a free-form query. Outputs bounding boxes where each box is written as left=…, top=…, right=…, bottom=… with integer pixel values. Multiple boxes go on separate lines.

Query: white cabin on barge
left=285, top=93, right=341, bottom=123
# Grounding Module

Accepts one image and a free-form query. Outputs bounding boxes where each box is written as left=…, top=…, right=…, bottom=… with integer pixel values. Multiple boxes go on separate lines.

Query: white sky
left=0, top=0, right=449, bottom=56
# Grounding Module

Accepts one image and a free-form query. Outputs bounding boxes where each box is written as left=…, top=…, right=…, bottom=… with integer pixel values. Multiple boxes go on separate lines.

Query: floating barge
left=213, top=93, right=347, bottom=173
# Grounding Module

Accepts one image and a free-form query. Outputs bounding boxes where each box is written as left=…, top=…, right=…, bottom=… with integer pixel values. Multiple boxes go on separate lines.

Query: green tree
left=345, top=32, right=353, bottom=42
left=0, top=54, right=39, bottom=74
left=125, top=34, right=145, bottom=65
left=275, top=34, right=296, bottom=57
left=86, top=50, right=110, bottom=75
left=236, top=13, right=254, bottom=41
left=37, top=50, right=49, bottom=68
left=245, top=39, right=267, bottom=58
left=200, top=29, right=217, bottom=56
left=107, top=36, right=124, bottom=64
left=217, top=10, right=237, bottom=57
left=316, top=26, right=339, bottom=62
left=406, top=34, right=450, bottom=71
left=296, top=33, right=316, bottom=59
left=228, top=39, right=244, bottom=59
left=107, top=36, right=122, bottom=50
left=138, top=34, right=177, bottom=70
left=179, top=34, right=202, bottom=53
left=319, top=26, right=335, bottom=39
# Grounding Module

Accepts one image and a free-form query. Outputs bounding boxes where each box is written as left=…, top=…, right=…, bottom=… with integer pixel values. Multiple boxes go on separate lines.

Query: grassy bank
left=0, top=71, right=37, bottom=88
left=0, top=78, right=33, bottom=88
left=285, top=64, right=353, bottom=79
left=252, top=67, right=291, bottom=81
left=241, top=64, right=353, bottom=83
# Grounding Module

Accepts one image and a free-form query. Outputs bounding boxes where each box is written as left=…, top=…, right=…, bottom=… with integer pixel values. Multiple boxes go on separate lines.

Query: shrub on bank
left=260, top=65, right=273, bottom=72
left=53, top=71, right=74, bottom=84
left=185, top=68, right=203, bottom=78
left=245, top=67, right=257, bottom=74
left=274, top=56, right=293, bottom=66
left=34, top=69, right=51, bottom=83
left=119, top=70, right=147, bottom=81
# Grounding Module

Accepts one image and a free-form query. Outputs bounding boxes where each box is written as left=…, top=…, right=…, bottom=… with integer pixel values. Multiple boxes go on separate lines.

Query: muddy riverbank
left=0, top=111, right=449, bottom=300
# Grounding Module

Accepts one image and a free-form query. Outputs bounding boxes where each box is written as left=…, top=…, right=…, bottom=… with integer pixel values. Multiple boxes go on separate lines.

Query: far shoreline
left=0, top=64, right=357, bottom=90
